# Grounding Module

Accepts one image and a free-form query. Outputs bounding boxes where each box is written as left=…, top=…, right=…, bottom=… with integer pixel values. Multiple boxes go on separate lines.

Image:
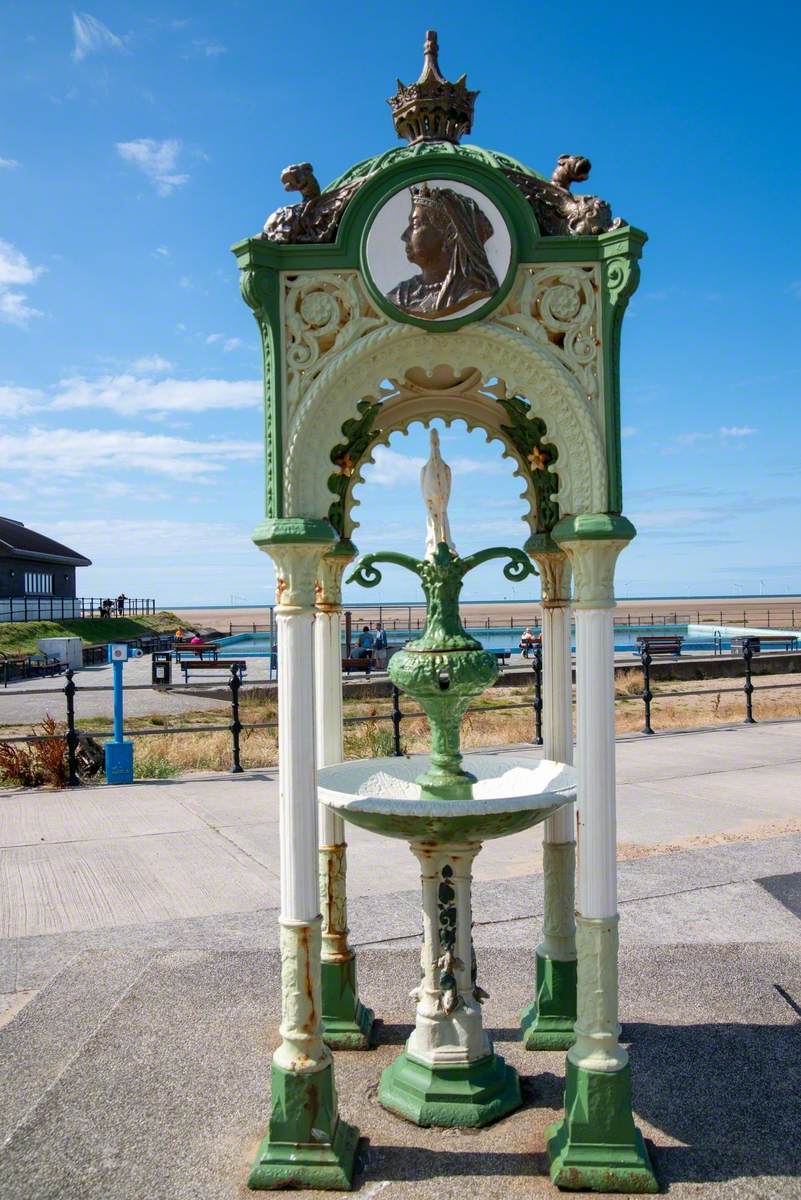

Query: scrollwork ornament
left=283, top=272, right=387, bottom=422
left=495, top=265, right=601, bottom=410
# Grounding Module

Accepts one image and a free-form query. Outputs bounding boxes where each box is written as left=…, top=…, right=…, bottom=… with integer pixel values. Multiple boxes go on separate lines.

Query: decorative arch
left=284, top=322, right=608, bottom=527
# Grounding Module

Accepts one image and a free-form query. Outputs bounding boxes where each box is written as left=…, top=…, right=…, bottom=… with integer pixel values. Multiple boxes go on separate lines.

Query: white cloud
left=0, top=157, right=18, bottom=169
left=46, top=518, right=245, bottom=561
left=621, top=425, right=638, bottom=438
left=71, top=11, right=124, bottom=61
left=207, top=333, right=243, bottom=352
left=130, top=355, right=172, bottom=373
left=630, top=508, right=727, bottom=531
left=675, top=431, right=713, bottom=446
left=0, top=239, right=44, bottom=287
left=154, top=245, right=170, bottom=258
left=48, top=373, right=261, bottom=415
left=0, top=239, right=44, bottom=327
left=190, top=39, right=227, bottom=57
left=0, top=384, right=43, bottom=417
left=0, top=428, right=260, bottom=481
left=0, top=291, right=43, bottom=326
left=116, top=138, right=189, bottom=196
left=361, top=446, right=506, bottom=488
left=720, top=425, right=757, bottom=438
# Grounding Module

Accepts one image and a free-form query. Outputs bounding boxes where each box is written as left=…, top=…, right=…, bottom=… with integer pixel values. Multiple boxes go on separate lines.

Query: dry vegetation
left=2, top=671, right=799, bottom=785
left=127, top=672, right=801, bottom=779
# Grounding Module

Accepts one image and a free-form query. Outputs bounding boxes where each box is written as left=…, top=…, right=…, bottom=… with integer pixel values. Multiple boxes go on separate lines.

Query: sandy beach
left=174, top=595, right=801, bottom=633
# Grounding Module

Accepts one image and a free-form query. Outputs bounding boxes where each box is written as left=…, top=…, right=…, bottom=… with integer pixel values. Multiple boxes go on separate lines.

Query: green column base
left=321, top=955, right=375, bottom=1050
left=546, top=1058, right=658, bottom=1193
left=520, top=952, right=577, bottom=1050
left=248, top=1059, right=359, bottom=1191
left=378, top=1049, right=521, bottom=1128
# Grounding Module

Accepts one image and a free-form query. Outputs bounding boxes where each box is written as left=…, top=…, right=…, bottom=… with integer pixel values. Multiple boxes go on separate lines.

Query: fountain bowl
left=318, top=754, right=576, bottom=844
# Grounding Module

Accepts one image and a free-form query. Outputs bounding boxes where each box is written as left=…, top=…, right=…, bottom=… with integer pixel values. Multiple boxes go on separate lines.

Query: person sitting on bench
left=355, top=625, right=374, bottom=660
left=519, top=627, right=536, bottom=658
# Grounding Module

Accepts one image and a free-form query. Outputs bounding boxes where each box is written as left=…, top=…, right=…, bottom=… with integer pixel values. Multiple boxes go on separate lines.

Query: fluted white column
left=262, top=538, right=331, bottom=1074
left=313, top=545, right=374, bottom=1049
left=520, top=547, right=576, bottom=1050
left=277, top=608, right=319, bottom=919
left=559, top=528, right=633, bottom=1074
left=574, top=607, right=617, bottom=918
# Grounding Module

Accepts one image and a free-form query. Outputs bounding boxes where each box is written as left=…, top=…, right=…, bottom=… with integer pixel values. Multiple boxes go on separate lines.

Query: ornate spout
left=348, top=543, right=535, bottom=798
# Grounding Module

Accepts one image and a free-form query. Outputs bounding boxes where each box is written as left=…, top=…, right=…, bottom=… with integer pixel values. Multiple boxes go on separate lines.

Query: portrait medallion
left=365, top=179, right=512, bottom=322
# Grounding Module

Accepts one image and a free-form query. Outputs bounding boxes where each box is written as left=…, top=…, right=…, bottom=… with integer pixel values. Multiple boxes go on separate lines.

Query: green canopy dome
left=325, top=142, right=547, bottom=194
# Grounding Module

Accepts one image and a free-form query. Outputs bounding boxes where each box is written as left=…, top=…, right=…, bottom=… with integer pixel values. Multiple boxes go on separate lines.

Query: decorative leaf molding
left=284, top=322, right=607, bottom=523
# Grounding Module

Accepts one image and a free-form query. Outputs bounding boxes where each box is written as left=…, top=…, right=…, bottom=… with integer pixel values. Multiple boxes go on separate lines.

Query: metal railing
left=344, top=605, right=799, bottom=634
left=0, top=596, right=156, bottom=623
left=0, top=642, right=799, bottom=784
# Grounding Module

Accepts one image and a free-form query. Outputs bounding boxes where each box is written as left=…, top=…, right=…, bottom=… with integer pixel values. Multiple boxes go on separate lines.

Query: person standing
left=374, top=622, right=388, bottom=667
left=116, top=593, right=127, bottom=616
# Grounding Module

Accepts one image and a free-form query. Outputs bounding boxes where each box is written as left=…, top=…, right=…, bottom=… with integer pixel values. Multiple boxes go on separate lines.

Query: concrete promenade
left=0, top=721, right=799, bottom=1196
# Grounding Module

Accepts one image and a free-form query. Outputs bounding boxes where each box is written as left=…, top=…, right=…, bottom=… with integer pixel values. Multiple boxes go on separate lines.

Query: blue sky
left=1, top=2, right=799, bottom=607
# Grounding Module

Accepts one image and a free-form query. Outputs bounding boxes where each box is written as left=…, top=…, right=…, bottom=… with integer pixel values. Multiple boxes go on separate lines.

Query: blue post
left=104, top=644, right=135, bottom=784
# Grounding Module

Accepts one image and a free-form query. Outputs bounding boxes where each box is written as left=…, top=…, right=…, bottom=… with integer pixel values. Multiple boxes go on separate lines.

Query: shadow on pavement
left=627, top=1020, right=800, bottom=1185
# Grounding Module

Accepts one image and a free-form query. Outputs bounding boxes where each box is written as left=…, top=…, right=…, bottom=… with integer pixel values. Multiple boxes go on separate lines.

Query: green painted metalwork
left=327, top=398, right=383, bottom=538
left=378, top=1047, right=521, bottom=1128
left=248, top=1060, right=359, bottom=1191
left=520, top=953, right=577, bottom=1050
left=320, top=957, right=375, bottom=1050
left=547, top=1060, right=659, bottom=1193
left=496, top=394, right=560, bottom=532
left=348, top=541, right=535, bottom=799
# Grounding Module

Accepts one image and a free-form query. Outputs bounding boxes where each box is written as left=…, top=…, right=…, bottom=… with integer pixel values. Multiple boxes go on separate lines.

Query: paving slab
left=0, top=829, right=280, bottom=938
left=0, top=946, right=799, bottom=1199
left=0, top=950, right=153, bottom=1142
left=0, top=789, right=207, bottom=847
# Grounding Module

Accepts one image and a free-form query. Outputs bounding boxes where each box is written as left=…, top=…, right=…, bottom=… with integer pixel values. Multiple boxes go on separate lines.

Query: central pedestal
left=378, top=843, right=521, bottom=1127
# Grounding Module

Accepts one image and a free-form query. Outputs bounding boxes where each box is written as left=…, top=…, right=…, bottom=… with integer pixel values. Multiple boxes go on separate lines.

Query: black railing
left=0, top=596, right=156, bottom=623
left=0, top=641, right=799, bottom=783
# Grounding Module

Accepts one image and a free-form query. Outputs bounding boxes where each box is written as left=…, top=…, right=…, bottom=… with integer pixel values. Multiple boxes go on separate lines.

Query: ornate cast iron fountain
left=318, top=431, right=576, bottom=1127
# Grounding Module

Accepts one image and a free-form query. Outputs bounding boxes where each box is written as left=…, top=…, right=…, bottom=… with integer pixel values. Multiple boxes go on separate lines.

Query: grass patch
left=0, top=611, right=188, bottom=657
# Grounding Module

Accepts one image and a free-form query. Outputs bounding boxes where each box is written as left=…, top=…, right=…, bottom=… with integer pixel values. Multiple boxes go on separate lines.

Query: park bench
left=1, top=652, right=31, bottom=687
left=174, top=642, right=220, bottom=662
left=1, top=651, right=62, bottom=686
left=636, top=635, right=683, bottom=658
left=490, top=649, right=512, bottom=671
left=180, top=659, right=246, bottom=684
left=342, top=656, right=372, bottom=676
left=730, top=634, right=798, bottom=655
left=28, top=654, right=63, bottom=678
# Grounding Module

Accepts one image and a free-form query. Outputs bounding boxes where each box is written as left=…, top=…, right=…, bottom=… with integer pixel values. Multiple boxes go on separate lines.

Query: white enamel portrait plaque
left=365, top=179, right=512, bottom=322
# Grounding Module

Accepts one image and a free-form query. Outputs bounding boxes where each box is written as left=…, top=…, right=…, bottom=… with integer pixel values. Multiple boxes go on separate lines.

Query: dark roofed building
left=0, top=517, right=91, bottom=603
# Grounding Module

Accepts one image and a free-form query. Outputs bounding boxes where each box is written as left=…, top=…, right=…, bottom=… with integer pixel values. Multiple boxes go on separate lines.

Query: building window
left=24, top=571, right=53, bottom=594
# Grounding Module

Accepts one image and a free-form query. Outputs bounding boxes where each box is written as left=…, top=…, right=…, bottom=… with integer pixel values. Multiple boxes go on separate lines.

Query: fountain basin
left=318, top=754, right=576, bottom=843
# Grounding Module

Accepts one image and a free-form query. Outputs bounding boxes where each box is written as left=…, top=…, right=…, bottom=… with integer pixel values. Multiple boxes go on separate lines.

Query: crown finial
left=388, top=31, right=478, bottom=145
left=419, top=30, right=444, bottom=82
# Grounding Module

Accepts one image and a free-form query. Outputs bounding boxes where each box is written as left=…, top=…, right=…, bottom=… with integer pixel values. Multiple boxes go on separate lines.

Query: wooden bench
left=180, top=659, right=246, bottom=684
left=491, top=649, right=512, bottom=671
left=636, top=635, right=683, bottom=658
left=731, top=634, right=798, bottom=655
left=342, top=656, right=372, bottom=676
